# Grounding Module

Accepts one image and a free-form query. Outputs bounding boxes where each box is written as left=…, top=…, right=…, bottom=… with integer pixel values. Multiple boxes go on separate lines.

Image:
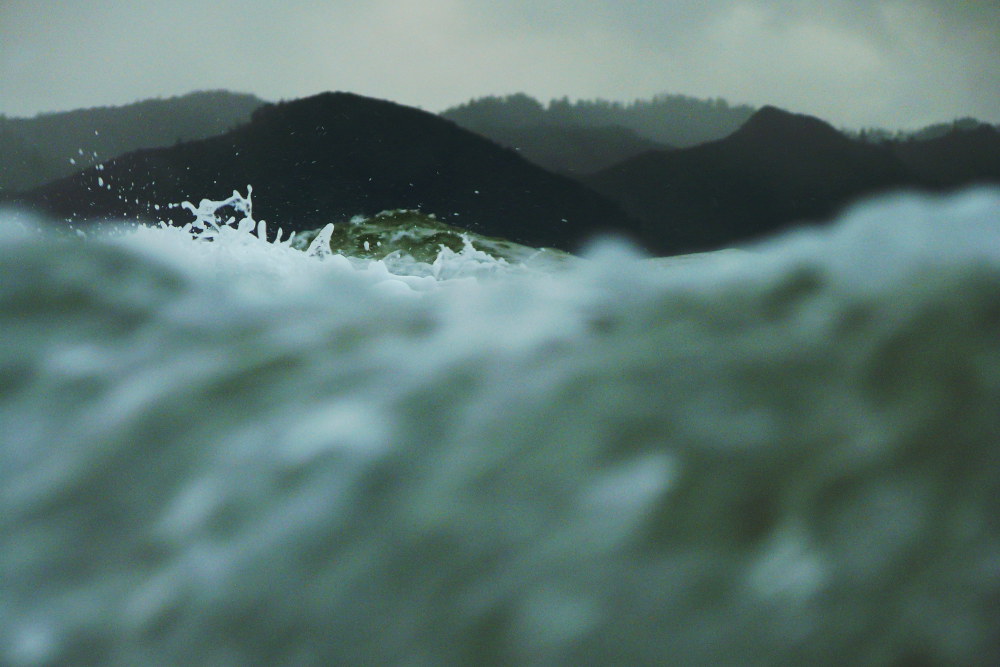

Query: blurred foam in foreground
left=1, top=188, right=999, bottom=665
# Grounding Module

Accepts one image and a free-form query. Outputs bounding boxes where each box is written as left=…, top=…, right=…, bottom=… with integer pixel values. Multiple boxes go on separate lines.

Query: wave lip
left=1, top=188, right=999, bottom=665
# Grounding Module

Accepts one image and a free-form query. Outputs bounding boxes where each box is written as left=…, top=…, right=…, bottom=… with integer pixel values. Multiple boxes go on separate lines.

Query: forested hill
left=0, top=91, right=264, bottom=194
left=847, top=117, right=1000, bottom=144
left=584, top=106, right=1000, bottom=255
left=11, top=92, right=642, bottom=253
left=440, top=93, right=758, bottom=148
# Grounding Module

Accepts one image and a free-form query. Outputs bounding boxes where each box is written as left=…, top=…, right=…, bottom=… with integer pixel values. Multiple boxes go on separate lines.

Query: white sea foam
left=1, top=188, right=999, bottom=665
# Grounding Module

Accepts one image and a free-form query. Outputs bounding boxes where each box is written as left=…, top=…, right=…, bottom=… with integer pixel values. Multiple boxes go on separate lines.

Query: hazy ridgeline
left=441, top=92, right=757, bottom=149
left=435, top=123, right=670, bottom=177
left=440, top=94, right=1000, bottom=185
left=0, top=91, right=263, bottom=194
left=847, top=117, right=999, bottom=144
left=443, top=92, right=1000, bottom=152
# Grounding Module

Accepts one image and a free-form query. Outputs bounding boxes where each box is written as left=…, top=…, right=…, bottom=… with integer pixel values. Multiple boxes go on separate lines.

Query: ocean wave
left=1, top=188, right=999, bottom=665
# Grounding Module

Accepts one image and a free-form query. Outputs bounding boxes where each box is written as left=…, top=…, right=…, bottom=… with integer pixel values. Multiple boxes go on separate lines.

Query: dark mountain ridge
left=585, top=106, right=997, bottom=254
left=9, top=92, right=642, bottom=253
left=7, top=95, right=996, bottom=258
left=890, top=124, right=1000, bottom=188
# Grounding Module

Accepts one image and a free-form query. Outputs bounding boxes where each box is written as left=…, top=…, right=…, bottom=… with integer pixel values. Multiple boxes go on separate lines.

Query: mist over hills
left=0, top=91, right=263, bottom=194
left=440, top=93, right=752, bottom=176
left=440, top=93, right=1000, bottom=183
left=442, top=93, right=757, bottom=148
left=9, top=92, right=640, bottom=253
left=448, top=124, right=670, bottom=177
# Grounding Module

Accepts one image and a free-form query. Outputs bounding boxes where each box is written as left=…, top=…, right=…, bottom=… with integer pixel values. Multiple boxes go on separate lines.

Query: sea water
left=1, top=188, right=998, bottom=665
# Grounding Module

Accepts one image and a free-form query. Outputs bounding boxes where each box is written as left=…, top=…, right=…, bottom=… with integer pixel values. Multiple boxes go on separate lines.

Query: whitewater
left=1, top=188, right=998, bottom=666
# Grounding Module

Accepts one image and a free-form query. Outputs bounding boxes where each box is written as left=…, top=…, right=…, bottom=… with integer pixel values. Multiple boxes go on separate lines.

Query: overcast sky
left=1, top=0, right=997, bottom=129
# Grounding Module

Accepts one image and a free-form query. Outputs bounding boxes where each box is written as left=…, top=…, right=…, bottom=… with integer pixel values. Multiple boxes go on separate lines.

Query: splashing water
left=131, top=186, right=558, bottom=290
left=1, top=187, right=999, bottom=666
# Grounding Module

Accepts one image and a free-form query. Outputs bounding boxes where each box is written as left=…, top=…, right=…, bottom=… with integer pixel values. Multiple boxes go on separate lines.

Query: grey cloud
left=0, top=1, right=996, bottom=128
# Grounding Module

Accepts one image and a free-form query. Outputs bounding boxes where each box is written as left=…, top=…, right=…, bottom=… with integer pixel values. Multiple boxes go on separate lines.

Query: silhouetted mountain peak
left=251, top=91, right=393, bottom=125
left=12, top=91, right=641, bottom=252
left=585, top=106, right=918, bottom=254
left=732, top=105, right=847, bottom=146
left=244, top=92, right=481, bottom=154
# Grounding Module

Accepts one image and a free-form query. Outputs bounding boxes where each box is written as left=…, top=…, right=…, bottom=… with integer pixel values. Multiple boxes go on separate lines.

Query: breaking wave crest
left=1, top=188, right=999, bottom=665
